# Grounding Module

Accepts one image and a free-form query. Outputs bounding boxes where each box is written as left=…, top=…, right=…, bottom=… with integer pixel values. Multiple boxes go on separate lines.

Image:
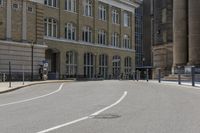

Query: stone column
left=22, top=1, right=27, bottom=41
left=173, top=0, right=188, bottom=66
left=6, top=0, right=12, bottom=39
left=188, top=0, right=200, bottom=65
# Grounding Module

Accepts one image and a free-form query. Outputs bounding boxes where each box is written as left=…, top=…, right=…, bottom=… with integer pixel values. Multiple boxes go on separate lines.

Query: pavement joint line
left=0, top=83, right=64, bottom=107
left=36, top=91, right=128, bottom=133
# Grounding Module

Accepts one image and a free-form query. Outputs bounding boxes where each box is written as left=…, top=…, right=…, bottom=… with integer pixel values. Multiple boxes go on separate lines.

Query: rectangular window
left=124, top=12, right=130, bottom=27
left=98, top=4, right=106, bottom=21
left=162, top=8, right=167, bottom=23
left=84, top=0, right=92, bottom=17
left=112, top=9, right=119, bottom=24
left=65, top=0, right=76, bottom=12
left=12, top=3, right=19, bottom=9
left=0, top=0, right=3, bottom=6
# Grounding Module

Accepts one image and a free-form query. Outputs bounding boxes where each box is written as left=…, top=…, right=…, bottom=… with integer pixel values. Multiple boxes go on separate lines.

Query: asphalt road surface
left=1, top=80, right=200, bottom=133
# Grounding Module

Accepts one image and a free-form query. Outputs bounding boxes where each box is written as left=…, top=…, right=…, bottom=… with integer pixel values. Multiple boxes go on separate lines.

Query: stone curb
left=0, top=80, right=74, bottom=94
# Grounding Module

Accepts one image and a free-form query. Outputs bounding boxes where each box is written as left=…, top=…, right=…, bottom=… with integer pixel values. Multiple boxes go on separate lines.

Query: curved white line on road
left=0, top=83, right=64, bottom=107
left=36, top=91, right=128, bottom=133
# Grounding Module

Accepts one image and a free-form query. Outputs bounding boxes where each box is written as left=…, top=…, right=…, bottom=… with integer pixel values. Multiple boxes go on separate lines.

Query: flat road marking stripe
left=36, top=91, right=128, bottom=133
left=0, top=83, right=64, bottom=107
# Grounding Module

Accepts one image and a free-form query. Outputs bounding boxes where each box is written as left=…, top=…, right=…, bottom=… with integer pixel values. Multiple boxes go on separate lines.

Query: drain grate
left=90, top=113, right=121, bottom=119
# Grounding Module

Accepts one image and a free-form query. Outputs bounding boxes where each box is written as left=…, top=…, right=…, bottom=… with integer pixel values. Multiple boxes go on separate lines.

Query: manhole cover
left=90, top=114, right=121, bottom=119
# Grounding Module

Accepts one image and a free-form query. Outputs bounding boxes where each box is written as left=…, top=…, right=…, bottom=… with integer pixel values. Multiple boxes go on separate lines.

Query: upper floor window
left=44, top=0, right=57, bottom=8
left=82, top=26, right=92, bottom=43
left=162, top=8, right=167, bottom=23
left=0, top=0, right=3, bottom=6
left=98, top=4, right=106, bottom=21
left=123, top=35, right=131, bottom=49
left=65, top=23, right=76, bottom=40
left=98, top=30, right=106, bottom=45
left=65, top=0, right=76, bottom=12
left=112, top=9, right=119, bottom=24
left=111, top=32, right=120, bottom=47
left=44, top=18, right=57, bottom=38
left=124, top=12, right=130, bottom=27
left=84, top=0, right=92, bottom=17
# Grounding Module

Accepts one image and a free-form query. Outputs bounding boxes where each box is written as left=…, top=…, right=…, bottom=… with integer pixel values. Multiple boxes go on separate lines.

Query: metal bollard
left=178, top=66, right=181, bottom=85
left=2, top=73, right=6, bottom=82
left=191, top=66, right=195, bottom=87
left=158, top=69, right=161, bottom=83
left=146, top=69, right=149, bottom=82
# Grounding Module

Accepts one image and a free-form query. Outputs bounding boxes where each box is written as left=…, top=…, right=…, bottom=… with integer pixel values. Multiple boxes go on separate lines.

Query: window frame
left=66, top=51, right=77, bottom=76
left=83, top=0, right=92, bottom=17
left=65, top=23, right=76, bottom=40
left=82, top=26, right=92, bottom=43
left=65, top=0, right=76, bottom=13
left=44, top=18, right=57, bottom=38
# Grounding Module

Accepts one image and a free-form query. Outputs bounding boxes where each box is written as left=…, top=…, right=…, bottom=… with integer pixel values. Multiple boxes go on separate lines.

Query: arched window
left=66, top=51, right=77, bottom=77
left=65, top=23, right=76, bottom=40
left=84, top=52, right=94, bottom=78
left=44, top=18, right=57, bottom=37
left=112, top=9, right=119, bottom=24
left=98, top=4, right=106, bottom=21
left=124, top=57, right=132, bottom=75
left=111, top=32, right=120, bottom=47
left=84, top=0, right=92, bottom=16
left=44, top=0, right=57, bottom=7
left=99, top=54, right=108, bottom=79
left=97, top=30, right=106, bottom=45
left=123, top=35, right=131, bottom=49
left=65, top=0, right=76, bottom=12
left=82, top=26, right=92, bottom=43
left=112, top=55, right=121, bottom=79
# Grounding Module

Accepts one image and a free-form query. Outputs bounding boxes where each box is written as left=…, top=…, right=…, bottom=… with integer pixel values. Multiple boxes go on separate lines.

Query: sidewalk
left=140, top=80, right=200, bottom=88
left=0, top=80, right=74, bottom=94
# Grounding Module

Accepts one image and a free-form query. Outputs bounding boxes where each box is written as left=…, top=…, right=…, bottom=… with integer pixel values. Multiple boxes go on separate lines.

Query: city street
left=1, top=80, right=200, bottom=133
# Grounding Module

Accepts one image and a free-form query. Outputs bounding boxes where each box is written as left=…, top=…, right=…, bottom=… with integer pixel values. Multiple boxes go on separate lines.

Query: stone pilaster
left=22, top=1, right=27, bottom=41
left=173, top=0, right=188, bottom=66
left=6, top=0, right=11, bottom=40
left=188, top=0, right=200, bottom=65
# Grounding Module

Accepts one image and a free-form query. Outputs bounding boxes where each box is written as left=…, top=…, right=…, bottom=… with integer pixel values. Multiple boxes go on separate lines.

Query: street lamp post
left=31, top=41, right=34, bottom=81
left=94, top=54, right=97, bottom=79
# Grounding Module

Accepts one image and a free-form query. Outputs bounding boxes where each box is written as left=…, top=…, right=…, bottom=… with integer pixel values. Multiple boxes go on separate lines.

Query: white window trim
left=66, top=51, right=77, bottom=75
left=65, top=23, right=76, bottom=40
left=111, top=32, right=120, bottom=47
left=44, top=18, right=57, bottom=38
left=112, top=9, right=119, bottom=24
left=98, top=30, right=106, bottom=45
left=98, top=4, right=106, bottom=21
left=83, top=0, right=92, bottom=17
left=65, top=0, right=76, bottom=13
left=44, top=0, right=57, bottom=8
left=82, top=26, right=92, bottom=43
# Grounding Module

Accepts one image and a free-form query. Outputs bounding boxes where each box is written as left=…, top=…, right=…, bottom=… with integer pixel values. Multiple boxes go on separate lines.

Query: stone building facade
left=43, top=0, right=139, bottom=79
left=173, top=0, right=200, bottom=69
left=0, top=0, right=46, bottom=80
left=0, top=0, right=139, bottom=80
left=151, top=0, right=173, bottom=78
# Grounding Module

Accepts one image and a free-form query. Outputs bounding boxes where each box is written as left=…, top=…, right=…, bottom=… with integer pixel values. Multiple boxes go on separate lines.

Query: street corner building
left=0, top=0, right=140, bottom=80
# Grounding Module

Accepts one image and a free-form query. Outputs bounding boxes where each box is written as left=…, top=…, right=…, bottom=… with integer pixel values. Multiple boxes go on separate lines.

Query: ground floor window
left=66, top=51, right=77, bottom=77
left=84, top=52, right=94, bottom=78
left=112, top=55, right=121, bottom=79
left=124, top=57, right=132, bottom=76
left=99, top=54, right=108, bottom=79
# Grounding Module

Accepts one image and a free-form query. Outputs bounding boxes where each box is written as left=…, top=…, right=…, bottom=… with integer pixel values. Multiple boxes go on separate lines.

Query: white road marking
left=36, top=91, right=128, bottom=133
left=0, top=83, right=64, bottom=107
